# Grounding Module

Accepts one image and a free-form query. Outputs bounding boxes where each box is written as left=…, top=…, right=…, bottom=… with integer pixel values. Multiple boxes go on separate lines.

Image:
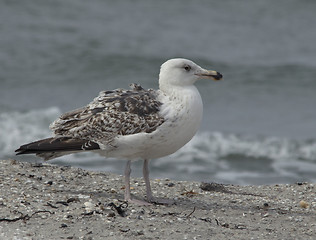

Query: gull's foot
left=125, top=197, right=174, bottom=206
left=126, top=198, right=153, bottom=206
left=147, top=197, right=175, bottom=205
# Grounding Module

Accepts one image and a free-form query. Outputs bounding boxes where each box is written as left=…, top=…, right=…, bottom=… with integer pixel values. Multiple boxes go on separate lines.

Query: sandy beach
left=0, top=159, right=315, bottom=239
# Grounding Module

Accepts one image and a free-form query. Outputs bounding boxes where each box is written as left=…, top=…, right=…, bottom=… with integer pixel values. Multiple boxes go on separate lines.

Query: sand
left=0, top=159, right=315, bottom=240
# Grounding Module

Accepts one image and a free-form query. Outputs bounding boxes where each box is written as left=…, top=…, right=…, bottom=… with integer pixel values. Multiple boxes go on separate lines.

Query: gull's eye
left=183, top=65, right=191, bottom=72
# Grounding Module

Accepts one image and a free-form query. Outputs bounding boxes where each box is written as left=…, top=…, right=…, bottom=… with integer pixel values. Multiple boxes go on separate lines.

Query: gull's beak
left=195, top=69, right=223, bottom=81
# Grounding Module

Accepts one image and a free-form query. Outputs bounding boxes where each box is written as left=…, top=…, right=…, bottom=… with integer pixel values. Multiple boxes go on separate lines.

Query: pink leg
left=143, top=159, right=154, bottom=201
left=124, top=160, right=152, bottom=205
left=143, top=159, right=174, bottom=205
left=124, top=160, right=132, bottom=201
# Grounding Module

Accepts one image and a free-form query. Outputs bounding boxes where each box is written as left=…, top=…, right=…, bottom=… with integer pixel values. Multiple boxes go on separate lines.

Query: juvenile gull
left=15, top=58, right=222, bottom=204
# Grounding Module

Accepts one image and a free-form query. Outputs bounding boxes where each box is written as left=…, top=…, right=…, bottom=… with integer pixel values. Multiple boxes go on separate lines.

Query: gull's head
left=159, top=58, right=222, bottom=89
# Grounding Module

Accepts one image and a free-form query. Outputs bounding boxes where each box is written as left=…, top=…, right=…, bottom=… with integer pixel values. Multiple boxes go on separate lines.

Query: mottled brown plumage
left=15, top=83, right=165, bottom=159
left=51, top=83, right=164, bottom=139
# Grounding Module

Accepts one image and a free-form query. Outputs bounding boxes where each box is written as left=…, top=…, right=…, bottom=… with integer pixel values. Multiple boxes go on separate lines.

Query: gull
left=15, top=58, right=222, bottom=205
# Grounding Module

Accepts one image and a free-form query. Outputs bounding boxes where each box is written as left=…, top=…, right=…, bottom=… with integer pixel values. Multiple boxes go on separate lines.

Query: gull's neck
left=160, top=83, right=197, bottom=97
left=158, top=81, right=204, bottom=139
left=158, top=81, right=203, bottom=122
left=159, top=80, right=200, bottom=99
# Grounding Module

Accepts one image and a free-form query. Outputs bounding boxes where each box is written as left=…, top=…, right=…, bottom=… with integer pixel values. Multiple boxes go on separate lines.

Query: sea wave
left=2, top=108, right=315, bottom=184
left=151, top=132, right=316, bottom=184
left=1, top=108, right=315, bottom=164
left=0, top=107, right=61, bottom=156
left=174, top=132, right=316, bottom=162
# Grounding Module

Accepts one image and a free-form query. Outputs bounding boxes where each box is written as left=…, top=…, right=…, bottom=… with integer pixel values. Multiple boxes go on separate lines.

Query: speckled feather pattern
left=50, top=84, right=165, bottom=145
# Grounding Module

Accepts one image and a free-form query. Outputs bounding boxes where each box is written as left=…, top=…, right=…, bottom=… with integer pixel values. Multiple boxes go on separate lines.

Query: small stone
left=107, top=212, right=115, bottom=217
left=78, top=194, right=90, bottom=199
left=136, top=230, right=144, bottom=235
left=200, top=182, right=226, bottom=192
left=67, top=197, right=79, bottom=203
left=299, top=200, right=309, bottom=209
left=263, top=203, right=269, bottom=211
left=84, top=201, right=95, bottom=212
left=262, top=213, right=269, bottom=217
left=222, top=223, right=229, bottom=228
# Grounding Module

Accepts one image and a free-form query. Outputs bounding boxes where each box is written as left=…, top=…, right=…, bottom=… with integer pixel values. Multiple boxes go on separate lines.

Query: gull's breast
left=99, top=85, right=203, bottom=160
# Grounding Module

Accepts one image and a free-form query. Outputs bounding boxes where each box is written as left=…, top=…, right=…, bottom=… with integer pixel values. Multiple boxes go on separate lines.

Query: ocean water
left=1, top=0, right=316, bottom=185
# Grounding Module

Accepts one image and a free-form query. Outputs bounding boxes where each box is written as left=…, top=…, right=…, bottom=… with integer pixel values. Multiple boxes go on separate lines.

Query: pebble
left=84, top=201, right=95, bottom=212
left=299, top=200, right=309, bottom=209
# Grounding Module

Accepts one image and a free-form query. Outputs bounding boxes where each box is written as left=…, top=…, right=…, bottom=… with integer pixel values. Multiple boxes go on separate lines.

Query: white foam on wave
left=2, top=109, right=316, bottom=184
left=4, top=109, right=315, bottom=164
left=152, top=131, right=316, bottom=184
left=0, top=107, right=61, bottom=157
left=170, top=131, right=316, bottom=163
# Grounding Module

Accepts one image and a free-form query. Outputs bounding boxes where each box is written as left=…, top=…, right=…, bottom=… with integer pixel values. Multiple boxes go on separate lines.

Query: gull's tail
left=15, top=137, right=100, bottom=160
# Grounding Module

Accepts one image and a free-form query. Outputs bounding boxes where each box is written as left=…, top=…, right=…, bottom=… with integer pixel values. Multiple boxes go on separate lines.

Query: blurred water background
left=1, top=0, right=316, bottom=185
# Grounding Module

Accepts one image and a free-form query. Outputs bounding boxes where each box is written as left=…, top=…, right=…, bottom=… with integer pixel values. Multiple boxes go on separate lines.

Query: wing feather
left=50, top=84, right=165, bottom=145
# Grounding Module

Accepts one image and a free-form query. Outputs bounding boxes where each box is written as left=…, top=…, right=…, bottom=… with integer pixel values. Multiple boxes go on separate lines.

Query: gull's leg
left=124, top=160, right=152, bottom=205
left=143, top=159, right=174, bottom=205
left=143, top=159, right=154, bottom=202
left=124, top=160, right=132, bottom=201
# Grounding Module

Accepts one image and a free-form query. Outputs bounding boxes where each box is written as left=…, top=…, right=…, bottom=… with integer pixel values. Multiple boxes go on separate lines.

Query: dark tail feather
left=15, top=137, right=100, bottom=159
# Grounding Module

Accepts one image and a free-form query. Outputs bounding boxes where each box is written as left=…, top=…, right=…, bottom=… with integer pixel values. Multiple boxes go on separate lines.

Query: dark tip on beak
left=196, top=70, right=223, bottom=81
left=212, top=72, right=223, bottom=80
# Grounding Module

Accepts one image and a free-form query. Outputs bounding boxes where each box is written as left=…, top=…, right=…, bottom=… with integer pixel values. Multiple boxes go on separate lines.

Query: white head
left=159, top=58, right=222, bottom=91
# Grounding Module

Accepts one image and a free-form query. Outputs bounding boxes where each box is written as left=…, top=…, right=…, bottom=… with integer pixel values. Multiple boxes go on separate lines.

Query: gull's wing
left=50, top=84, right=165, bottom=145
left=15, top=84, right=165, bottom=160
